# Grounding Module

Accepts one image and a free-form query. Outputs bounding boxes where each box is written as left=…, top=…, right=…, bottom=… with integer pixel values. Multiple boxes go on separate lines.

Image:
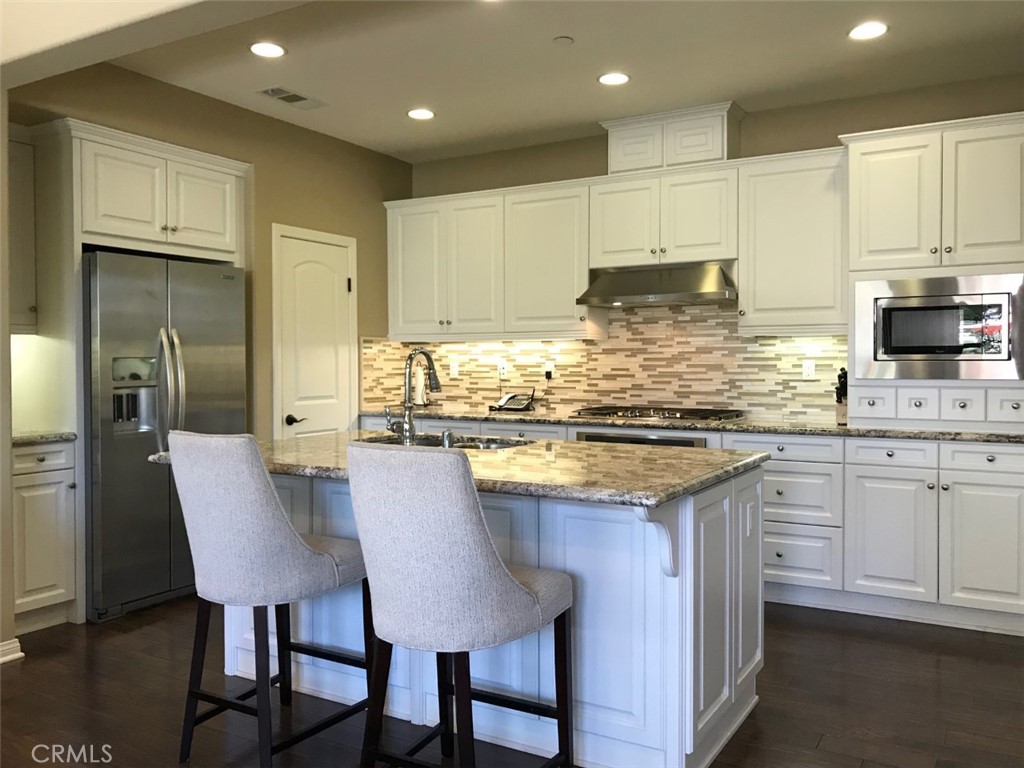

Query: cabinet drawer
left=847, top=387, right=897, bottom=419
left=481, top=423, right=567, bottom=441
left=763, top=522, right=843, bottom=591
left=896, top=387, right=939, bottom=420
left=939, top=442, right=1024, bottom=473
left=418, top=419, right=481, bottom=436
left=722, top=434, right=843, bottom=463
left=940, top=388, right=987, bottom=421
left=987, top=390, right=1024, bottom=424
left=764, top=461, right=843, bottom=527
left=359, top=416, right=388, bottom=432
left=845, top=438, right=939, bottom=468
left=12, top=443, right=74, bottom=475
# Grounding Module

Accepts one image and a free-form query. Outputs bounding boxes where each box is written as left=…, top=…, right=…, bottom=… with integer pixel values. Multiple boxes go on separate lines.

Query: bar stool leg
left=453, top=652, right=476, bottom=767
left=179, top=598, right=212, bottom=763
left=361, top=578, right=375, bottom=688
left=360, top=637, right=393, bottom=768
left=554, top=609, right=575, bottom=767
left=436, top=653, right=455, bottom=758
left=274, top=604, right=292, bottom=706
left=254, top=606, right=273, bottom=768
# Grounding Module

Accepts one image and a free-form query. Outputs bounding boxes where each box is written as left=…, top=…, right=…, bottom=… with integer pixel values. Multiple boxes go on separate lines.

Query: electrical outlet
left=802, top=359, right=816, bottom=380
left=544, top=361, right=555, bottom=380
left=449, top=361, right=459, bottom=379
left=497, top=358, right=508, bottom=378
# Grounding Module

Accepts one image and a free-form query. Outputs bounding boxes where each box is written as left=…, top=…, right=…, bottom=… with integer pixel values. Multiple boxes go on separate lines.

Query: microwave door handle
left=156, top=327, right=177, bottom=452
left=171, top=328, right=187, bottom=430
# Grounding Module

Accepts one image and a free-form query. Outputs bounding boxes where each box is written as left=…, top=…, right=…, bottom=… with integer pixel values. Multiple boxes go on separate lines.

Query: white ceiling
left=113, top=1, right=1024, bottom=163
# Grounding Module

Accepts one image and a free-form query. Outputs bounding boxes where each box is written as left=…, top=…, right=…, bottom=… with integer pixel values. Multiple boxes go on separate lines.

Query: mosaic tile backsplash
left=361, top=305, right=848, bottom=421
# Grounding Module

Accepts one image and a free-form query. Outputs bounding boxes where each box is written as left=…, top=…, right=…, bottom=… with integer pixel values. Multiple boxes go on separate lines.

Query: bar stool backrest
left=168, top=431, right=339, bottom=606
left=347, top=442, right=542, bottom=652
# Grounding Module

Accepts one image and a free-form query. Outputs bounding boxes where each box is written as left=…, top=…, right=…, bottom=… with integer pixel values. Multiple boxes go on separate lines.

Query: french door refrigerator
left=85, top=250, right=246, bottom=621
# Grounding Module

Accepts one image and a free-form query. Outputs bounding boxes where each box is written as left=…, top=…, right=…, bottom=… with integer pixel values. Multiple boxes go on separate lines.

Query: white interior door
left=273, top=225, right=358, bottom=439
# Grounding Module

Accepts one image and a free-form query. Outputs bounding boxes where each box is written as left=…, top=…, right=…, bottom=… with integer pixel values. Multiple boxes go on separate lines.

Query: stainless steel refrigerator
left=85, top=250, right=246, bottom=621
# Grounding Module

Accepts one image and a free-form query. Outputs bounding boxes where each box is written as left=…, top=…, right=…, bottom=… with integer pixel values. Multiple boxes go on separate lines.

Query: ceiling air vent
left=258, top=86, right=325, bottom=111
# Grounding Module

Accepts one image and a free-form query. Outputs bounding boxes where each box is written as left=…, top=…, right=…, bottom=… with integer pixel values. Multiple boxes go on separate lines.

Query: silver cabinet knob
left=29, top=305, right=37, bottom=312
left=776, top=445, right=784, bottom=452
left=927, top=482, right=935, bottom=490
left=68, top=481, right=77, bottom=489
left=170, top=225, right=179, bottom=233
left=160, top=224, right=169, bottom=232
left=867, top=399, right=876, bottom=406
left=738, top=309, right=746, bottom=316
left=775, top=488, right=784, bottom=496
left=886, top=450, right=894, bottom=457
left=913, top=400, right=922, bottom=408
left=775, top=551, right=784, bottom=558
left=650, top=248, right=657, bottom=255
left=518, top=432, right=525, bottom=438
left=958, top=401, right=968, bottom=409
left=438, top=320, right=444, bottom=326
left=943, top=246, right=953, bottom=253
left=929, top=247, right=938, bottom=254
left=1012, top=402, right=1021, bottom=410
left=36, top=456, right=45, bottom=462
left=986, top=455, right=996, bottom=463
left=659, top=247, right=667, bottom=254
left=941, top=484, right=950, bottom=491
left=446, top=320, right=452, bottom=325
left=579, top=315, right=586, bottom=321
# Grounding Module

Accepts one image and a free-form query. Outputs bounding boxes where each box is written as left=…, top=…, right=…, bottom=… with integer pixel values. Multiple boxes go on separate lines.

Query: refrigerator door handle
left=156, top=327, right=177, bottom=451
left=171, top=328, right=187, bottom=431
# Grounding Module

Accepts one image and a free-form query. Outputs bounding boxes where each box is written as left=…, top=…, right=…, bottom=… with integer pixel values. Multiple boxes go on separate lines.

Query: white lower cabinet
left=481, top=423, right=568, bottom=441
left=844, top=465, right=938, bottom=602
left=12, top=468, right=76, bottom=614
left=763, top=522, right=843, bottom=590
left=939, top=470, right=1024, bottom=614
left=733, top=471, right=763, bottom=691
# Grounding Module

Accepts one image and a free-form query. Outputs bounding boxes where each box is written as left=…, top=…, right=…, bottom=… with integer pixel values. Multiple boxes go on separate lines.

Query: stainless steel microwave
left=854, top=272, right=1023, bottom=380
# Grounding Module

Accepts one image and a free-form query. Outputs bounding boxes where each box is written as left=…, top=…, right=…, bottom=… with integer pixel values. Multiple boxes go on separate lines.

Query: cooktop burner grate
left=572, top=405, right=745, bottom=421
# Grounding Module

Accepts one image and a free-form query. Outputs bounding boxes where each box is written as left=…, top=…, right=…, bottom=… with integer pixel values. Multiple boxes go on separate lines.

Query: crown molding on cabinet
left=839, top=111, right=1024, bottom=144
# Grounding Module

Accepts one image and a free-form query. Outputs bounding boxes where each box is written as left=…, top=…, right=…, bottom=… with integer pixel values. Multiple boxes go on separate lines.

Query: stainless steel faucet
left=385, top=347, right=442, bottom=444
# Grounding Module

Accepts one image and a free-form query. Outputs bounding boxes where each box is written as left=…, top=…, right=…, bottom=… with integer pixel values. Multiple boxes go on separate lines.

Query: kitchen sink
left=357, top=433, right=532, bottom=450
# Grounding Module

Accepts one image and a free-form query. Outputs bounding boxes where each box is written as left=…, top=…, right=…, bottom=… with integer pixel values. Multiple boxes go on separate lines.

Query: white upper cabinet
left=388, top=202, right=447, bottom=337
left=9, top=137, right=37, bottom=332
left=166, top=161, right=238, bottom=252
left=81, top=141, right=168, bottom=242
left=845, top=113, right=1024, bottom=270
left=447, top=196, right=504, bottom=334
left=738, top=150, right=846, bottom=335
left=589, top=168, right=737, bottom=269
left=942, top=122, right=1024, bottom=267
left=504, top=186, right=591, bottom=334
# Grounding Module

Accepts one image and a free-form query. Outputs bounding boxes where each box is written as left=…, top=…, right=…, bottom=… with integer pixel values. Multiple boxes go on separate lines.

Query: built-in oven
left=855, top=272, right=1023, bottom=380
left=574, top=431, right=707, bottom=448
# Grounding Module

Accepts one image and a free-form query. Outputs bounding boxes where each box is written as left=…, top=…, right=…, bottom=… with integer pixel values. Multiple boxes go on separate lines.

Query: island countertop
left=150, top=430, right=769, bottom=509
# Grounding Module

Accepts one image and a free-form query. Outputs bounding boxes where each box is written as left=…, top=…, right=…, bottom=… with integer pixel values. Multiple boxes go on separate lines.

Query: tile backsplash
left=362, top=305, right=848, bottom=420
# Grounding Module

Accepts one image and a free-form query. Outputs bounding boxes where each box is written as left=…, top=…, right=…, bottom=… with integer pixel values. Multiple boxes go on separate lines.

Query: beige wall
left=411, top=73, right=1024, bottom=198
left=9, top=63, right=411, bottom=440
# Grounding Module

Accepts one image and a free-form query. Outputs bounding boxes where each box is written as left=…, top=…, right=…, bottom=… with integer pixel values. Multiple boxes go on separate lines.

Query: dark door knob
left=285, top=414, right=307, bottom=426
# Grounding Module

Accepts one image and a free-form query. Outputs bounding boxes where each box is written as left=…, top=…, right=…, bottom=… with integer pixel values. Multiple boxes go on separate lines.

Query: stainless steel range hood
left=576, top=262, right=737, bottom=307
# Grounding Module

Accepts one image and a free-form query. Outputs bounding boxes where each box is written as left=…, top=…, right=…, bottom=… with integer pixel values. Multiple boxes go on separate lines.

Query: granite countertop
left=150, top=431, right=769, bottom=509
left=360, top=407, right=1024, bottom=445
left=12, top=431, right=78, bottom=447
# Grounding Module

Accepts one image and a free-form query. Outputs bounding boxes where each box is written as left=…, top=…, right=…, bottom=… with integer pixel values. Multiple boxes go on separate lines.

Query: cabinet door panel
left=734, top=473, right=763, bottom=692
left=9, top=140, right=37, bottom=329
left=167, top=161, right=238, bottom=253
left=388, top=205, right=446, bottom=336
left=940, top=470, right=1024, bottom=614
left=81, top=141, right=167, bottom=242
left=738, top=152, right=845, bottom=331
left=942, top=122, right=1024, bottom=267
left=504, top=188, right=589, bottom=334
left=848, top=134, right=941, bottom=270
left=13, top=470, right=76, bottom=613
left=844, top=465, right=938, bottom=602
left=660, top=169, right=737, bottom=264
left=589, top=178, right=660, bottom=268
left=447, top=197, right=503, bottom=333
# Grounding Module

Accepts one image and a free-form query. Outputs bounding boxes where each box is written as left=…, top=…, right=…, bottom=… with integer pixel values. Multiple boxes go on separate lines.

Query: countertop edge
left=12, top=432, right=78, bottom=447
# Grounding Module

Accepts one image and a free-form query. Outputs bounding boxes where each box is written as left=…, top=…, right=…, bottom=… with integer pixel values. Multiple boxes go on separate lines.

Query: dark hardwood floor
left=2, top=599, right=1021, bottom=768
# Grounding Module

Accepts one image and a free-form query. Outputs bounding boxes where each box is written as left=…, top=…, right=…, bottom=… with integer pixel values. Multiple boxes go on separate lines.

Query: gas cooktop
left=571, top=405, right=745, bottom=422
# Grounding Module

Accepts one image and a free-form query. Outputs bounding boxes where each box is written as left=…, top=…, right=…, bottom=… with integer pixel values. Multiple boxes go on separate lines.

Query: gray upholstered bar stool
left=168, top=431, right=375, bottom=768
left=347, top=442, right=575, bottom=768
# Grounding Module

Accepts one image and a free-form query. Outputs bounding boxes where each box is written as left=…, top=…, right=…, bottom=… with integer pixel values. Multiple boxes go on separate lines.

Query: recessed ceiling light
left=408, top=108, right=435, bottom=120
left=848, top=21, right=888, bottom=40
left=250, top=42, right=286, bottom=58
left=553, top=35, right=575, bottom=47
left=598, top=72, right=630, bottom=86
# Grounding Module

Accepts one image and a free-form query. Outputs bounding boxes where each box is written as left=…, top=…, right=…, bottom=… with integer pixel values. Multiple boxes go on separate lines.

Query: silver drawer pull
left=986, top=455, right=996, bottom=463
left=518, top=432, right=525, bottom=438
left=867, top=399, right=876, bottom=406
left=68, top=481, right=77, bottom=489
left=886, top=450, right=894, bottom=457
left=775, top=552, right=784, bottom=558
left=776, top=445, right=785, bottom=452
left=941, top=484, right=950, bottom=491
left=927, top=482, right=935, bottom=490
left=958, top=401, right=968, bottom=409
left=913, top=400, right=922, bottom=408
left=1013, top=402, right=1021, bottom=410
left=775, top=489, right=784, bottom=496
left=36, top=456, right=46, bottom=462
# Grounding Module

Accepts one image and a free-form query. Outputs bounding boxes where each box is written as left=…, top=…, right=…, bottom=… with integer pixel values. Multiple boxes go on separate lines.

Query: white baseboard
left=765, top=582, right=1024, bottom=636
left=0, top=639, right=25, bottom=664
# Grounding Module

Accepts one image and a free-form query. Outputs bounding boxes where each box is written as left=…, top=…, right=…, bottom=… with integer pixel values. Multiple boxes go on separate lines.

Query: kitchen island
left=153, top=432, right=768, bottom=768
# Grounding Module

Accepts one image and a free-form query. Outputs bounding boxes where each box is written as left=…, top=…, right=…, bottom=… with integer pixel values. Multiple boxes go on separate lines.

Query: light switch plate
left=802, top=359, right=816, bottom=380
